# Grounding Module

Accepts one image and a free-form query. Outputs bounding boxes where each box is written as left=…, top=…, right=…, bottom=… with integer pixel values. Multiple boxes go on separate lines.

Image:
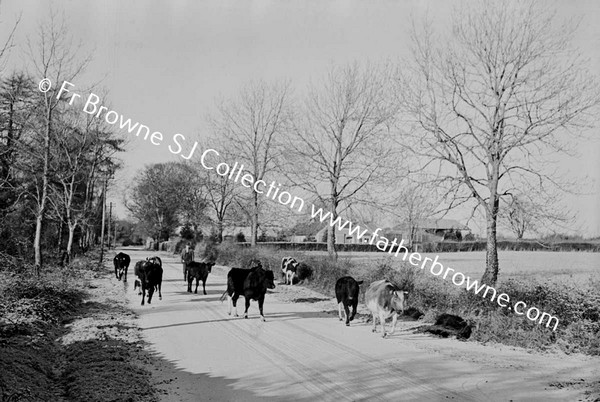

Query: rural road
left=124, top=248, right=598, bottom=401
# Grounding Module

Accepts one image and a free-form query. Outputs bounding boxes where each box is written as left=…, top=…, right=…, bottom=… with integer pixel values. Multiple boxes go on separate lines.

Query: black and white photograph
left=1, top=1, right=599, bottom=401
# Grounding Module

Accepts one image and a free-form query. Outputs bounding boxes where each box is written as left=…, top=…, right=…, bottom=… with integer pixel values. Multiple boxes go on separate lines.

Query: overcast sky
left=1, top=0, right=599, bottom=237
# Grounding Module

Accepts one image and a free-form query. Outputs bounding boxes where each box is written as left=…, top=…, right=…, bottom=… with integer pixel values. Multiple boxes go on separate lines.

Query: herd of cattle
left=112, top=253, right=409, bottom=337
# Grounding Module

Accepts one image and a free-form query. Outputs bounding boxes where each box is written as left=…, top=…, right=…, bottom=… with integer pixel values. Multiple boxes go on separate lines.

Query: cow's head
left=248, top=259, right=263, bottom=270
left=264, top=270, right=276, bottom=289
left=206, top=261, right=216, bottom=273
left=391, top=290, right=408, bottom=313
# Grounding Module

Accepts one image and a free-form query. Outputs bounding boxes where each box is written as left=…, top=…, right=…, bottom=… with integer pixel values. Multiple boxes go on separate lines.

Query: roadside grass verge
left=0, top=251, right=159, bottom=401
left=215, top=243, right=600, bottom=356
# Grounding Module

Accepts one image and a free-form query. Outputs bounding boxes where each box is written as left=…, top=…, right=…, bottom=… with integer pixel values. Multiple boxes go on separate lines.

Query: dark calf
left=187, top=261, right=215, bottom=294
left=113, top=252, right=131, bottom=281
left=335, top=276, right=363, bottom=326
left=133, top=260, right=144, bottom=295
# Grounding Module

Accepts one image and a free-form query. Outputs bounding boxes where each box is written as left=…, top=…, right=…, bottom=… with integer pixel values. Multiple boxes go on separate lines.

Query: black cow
left=113, top=252, right=131, bottom=281
left=335, top=276, right=364, bottom=326
left=187, top=261, right=215, bottom=294
left=221, top=263, right=276, bottom=321
left=137, top=261, right=163, bottom=306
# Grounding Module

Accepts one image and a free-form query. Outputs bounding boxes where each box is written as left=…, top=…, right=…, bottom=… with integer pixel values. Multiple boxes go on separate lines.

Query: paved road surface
left=123, top=249, right=596, bottom=401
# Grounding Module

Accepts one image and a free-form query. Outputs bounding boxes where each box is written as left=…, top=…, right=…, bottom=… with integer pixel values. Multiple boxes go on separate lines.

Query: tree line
left=2, top=2, right=598, bottom=286
left=0, top=15, right=123, bottom=272
left=128, top=1, right=599, bottom=287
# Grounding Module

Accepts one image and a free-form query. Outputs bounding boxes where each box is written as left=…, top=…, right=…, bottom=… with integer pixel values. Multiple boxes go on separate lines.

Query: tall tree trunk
left=99, top=181, right=106, bottom=263
left=57, top=219, right=64, bottom=251
left=327, top=198, right=338, bottom=259
left=217, top=219, right=223, bottom=243
left=481, top=198, right=500, bottom=286
left=66, top=223, right=76, bottom=265
left=251, top=191, right=258, bottom=246
left=34, top=105, right=51, bottom=275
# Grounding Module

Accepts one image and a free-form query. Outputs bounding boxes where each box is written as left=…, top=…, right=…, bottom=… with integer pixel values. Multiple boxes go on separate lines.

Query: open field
left=306, top=250, right=600, bottom=287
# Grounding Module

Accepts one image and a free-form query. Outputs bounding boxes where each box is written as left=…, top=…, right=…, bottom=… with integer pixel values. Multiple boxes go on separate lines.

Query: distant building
left=221, top=226, right=281, bottom=242
left=315, top=223, right=375, bottom=244
left=384, top=218, right=471, bottom=248
left=285, top=220, right=325, bottom=242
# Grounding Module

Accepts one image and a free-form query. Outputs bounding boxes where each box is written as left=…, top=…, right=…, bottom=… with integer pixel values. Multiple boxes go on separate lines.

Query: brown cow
left=365, top=279, right=408, bottom=338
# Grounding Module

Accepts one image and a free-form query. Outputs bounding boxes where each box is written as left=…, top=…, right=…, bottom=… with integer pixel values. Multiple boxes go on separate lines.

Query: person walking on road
left=181, top=243, right=194, bottom=282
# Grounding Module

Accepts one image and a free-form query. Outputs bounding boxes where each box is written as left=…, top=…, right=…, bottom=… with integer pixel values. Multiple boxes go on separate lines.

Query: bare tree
left=50, top=111, right=122, bottom=262
left=288, top=63, right=399, bottom=258
left=209, top=80, right=293, bottom=246
left=398, top=1, right=599, bottom=285
left=27, top=13, right=91, bottom=273
left=500, top=192, right=569, bottom=240
left=387, top=181, right=440, bottom=248
left=177, top=163, right=210, bottom=236
left=0, top=14, right=20, bottom=72
left=126, top=162, right=195, bottom=246
left=504, top=196, right=534, bottom=240
left=193, top=160, right=237, bottom=242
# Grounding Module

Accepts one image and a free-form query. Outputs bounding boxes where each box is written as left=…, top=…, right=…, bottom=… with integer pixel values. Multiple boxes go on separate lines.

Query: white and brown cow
left=281, top=256, right=299, bottom=285
left=365, top=279, right=408, bottom=338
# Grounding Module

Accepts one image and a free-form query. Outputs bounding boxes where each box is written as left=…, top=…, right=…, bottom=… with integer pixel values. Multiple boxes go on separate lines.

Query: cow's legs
left=258, top=295, right=266, bottom=322
left=243, top=297, right=251, bottom=319
left=389, top=313, right=398, bottom=335
left=349, top=299, right=358, bottom=322
left=141, top=287, right=146, bottom=306
left=379, top=312, right=387, bottom=338
left=232, top=294, right=239, bottom=317
left=343, top=302, right=351, bottom=326
left=147, top=286, right=154, bottom=304
left=371, top=313, right=377, bottom=332
left=202, top=279, right=207, bottom=295
left=123, top=268, right=127, bottom=282
left=158, top=282, right=162, bottom=300
left=194, top=278, right=199, bottom=294
left=187, top=277, right=192, bottom=293
left=338, top=302, right=343, bottom=321
left=227, top=295, right=232, bottom=315
left=115, top=267, right=119, bottom=280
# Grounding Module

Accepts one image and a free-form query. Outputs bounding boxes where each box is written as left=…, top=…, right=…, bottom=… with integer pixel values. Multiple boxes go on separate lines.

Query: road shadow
left=185, top=295, right=223, bottom=302
left=291, top=297, right=332, bottom=303
left=142, top=309, right=335, bottom=331
left=144, top=348, right=274, bottom=402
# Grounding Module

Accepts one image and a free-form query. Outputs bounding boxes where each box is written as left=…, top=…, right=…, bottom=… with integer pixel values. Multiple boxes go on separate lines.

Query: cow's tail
left=219, top=291, right=228, bottom=303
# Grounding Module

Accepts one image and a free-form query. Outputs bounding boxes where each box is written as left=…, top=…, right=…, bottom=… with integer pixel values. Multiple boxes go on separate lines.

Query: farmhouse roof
left=222, top=225, right=280, bottom=237
left=392, top=218, right=470, bottom=231
left=289, top=219, right=325, bottom=236
left=315, top=222, right=376, bottom=237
